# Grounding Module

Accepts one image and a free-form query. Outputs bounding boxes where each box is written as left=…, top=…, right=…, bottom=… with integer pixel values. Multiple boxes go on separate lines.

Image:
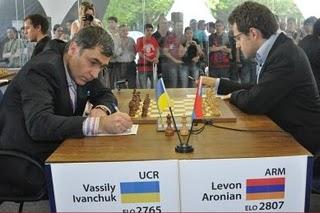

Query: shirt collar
left=64, top=62, right=76, bottom=88
left=255, top=32, right=280, bottom=66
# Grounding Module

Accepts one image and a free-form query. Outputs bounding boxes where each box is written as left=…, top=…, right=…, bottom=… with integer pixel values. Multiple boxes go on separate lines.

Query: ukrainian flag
left=156, top=78, right=170, bottom=112
left=120, top=181, right=160, bottom=203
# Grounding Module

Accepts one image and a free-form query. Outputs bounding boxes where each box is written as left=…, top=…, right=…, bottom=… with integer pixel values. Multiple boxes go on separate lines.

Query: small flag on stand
left=156, top=78, right=171, bottom=112
left=192, top=77, right=203, bottom=120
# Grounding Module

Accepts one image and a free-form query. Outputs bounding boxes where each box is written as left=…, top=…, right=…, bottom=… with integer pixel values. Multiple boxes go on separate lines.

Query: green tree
left=207, top=0, right=303, bottom=25
left=103, top=0, right=174, bottom=31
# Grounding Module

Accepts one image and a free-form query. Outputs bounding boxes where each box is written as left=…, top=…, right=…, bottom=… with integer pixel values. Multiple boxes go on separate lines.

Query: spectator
left=70, top=1, right=103, bottom=38
left=208, top=19, right=231, bottom=79
left=2, top=27, right=23, bottom=67
left=114, top=24, right=137, bottom=89
left=299, top=18, right=320, bottom=91
left=24, top=14, right=50, bottom=57
left=136, top=24, right=159, bottom=88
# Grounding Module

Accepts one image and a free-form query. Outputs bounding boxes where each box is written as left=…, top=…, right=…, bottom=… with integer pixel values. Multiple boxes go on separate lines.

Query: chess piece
left=165, top=114, right=174, bottom=136
left=141, top=102, right=148, bottom=117
left=180, top=114, right=189, bottom=136
left=128, top=99, right=136, bottom=117
left=136, top=91, right=141, bottom=103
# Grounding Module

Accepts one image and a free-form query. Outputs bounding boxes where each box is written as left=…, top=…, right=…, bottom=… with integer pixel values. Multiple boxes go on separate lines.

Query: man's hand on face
left=98, top=112, right=133, bottom=134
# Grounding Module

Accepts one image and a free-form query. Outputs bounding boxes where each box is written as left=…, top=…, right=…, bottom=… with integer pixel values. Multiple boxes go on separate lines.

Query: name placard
left=179, top=156, right=309, bottom=212
left=48, top=160, right=180, bottom=212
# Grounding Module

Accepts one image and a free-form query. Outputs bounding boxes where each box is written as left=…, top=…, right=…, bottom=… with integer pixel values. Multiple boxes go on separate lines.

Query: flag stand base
left=175, top=144, right=194, bottom=153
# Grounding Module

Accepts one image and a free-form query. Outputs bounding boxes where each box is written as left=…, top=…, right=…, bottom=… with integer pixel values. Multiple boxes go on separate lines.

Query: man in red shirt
left=136, top=24, right=159, bottom=88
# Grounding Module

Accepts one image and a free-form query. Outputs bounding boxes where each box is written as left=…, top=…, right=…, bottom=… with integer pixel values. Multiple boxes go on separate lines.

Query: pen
left=112, top=103, right=120, bottom=112
left=188, top=75, right=195, bottom=81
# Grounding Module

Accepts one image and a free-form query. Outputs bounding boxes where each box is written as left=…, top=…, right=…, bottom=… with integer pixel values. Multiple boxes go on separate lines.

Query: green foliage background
left=103, top=0, right=174, bottom=31
left=207, top=0, right=303, bottom=24
left=103, top=0, right=303, bottom=31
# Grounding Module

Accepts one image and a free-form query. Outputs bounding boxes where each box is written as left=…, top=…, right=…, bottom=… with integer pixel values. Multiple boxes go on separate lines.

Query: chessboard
left=0, top=68, right=14, bottom=79
left=127, top=89, right=237, bottom=125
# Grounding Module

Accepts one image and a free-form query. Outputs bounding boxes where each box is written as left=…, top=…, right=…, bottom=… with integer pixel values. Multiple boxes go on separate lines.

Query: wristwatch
left=94, top=105, right=111, bottom=115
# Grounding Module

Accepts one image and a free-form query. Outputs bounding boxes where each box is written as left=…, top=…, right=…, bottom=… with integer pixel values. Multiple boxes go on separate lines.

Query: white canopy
left=166, top=0, right=215, bottom=27
left=38, top=0, right=78, bottom=25
left=293, top=0, right=319, bottom=18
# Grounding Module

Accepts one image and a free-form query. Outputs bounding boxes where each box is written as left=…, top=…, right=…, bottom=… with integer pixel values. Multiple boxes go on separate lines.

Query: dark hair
left=215, top=19, right=224, bottom=26
left=7, top=27, right=18, bottom=34
left=53, top=24, right=62, bottom=32
left=228, top=1, right=278, bottom=39
left=208, top=22, right=215, bottom=29
left=184, top=26, right=192, bottom=33
left=144, top=23, right=153, bottom=30
left=24, top=14, right=49, bottom=34
left=313, top=18, right=320, bottom=37
left=304, top=16, right=317, bottom=26
left=67, top=26, right=114, bottom=57
left=108, top=16, right=118, bottom=23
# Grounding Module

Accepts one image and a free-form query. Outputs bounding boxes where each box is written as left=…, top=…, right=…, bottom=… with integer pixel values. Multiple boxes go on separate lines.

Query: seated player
left=200, top=1, right=320, bottom=191
left=0, top=26, right=132, bottom=164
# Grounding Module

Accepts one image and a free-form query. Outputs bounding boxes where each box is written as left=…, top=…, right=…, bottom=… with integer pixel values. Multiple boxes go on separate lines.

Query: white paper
left=95, top=124, right=139, bottom=136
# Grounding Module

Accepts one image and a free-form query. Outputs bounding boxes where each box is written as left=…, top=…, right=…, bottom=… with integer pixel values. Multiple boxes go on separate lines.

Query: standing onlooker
left=179, top=27, right=203, bottom=87
left=19, top=26, right=35, bottom=65
left=52, top=24, right=65, bottom=41
left=70, top=1, right=103, bottom=38
left=208, top=19, right=231, bottom=79
left=24, top=14, right=50, bottom=58
left=301, top=16, right=317, bottom=38
left=194, top=20, right=208, bottom=53
left=2, top=27, right=24, bottom=68
left=153, top=16, right=170, bottom=78
left=136, top=24, right=159, bottom=88
left=299, top=18, right=320, bottom=91
left=163, top=20, right=184, bottom=88
left=114, top=24, right=137, bottom=89
left=285, top=17, right=301, bottom=44
left=107, top=16, right=122, bottom=89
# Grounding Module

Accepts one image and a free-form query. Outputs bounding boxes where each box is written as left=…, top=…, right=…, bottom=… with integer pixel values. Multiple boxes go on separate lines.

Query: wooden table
left=46, top=89, right=312, bottom=212
left=0, top=68, right=18, bottom=93
left=47, top=89, right=310, bottom=163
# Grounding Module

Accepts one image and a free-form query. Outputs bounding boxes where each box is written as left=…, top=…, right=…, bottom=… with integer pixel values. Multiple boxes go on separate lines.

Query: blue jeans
left=180, top=63, right=199, bottom=88
left=138, top=72, right=153, bottom=88
left=162, top=62, right=179, bottom=88
left=209, top=67, right=230, bottom=79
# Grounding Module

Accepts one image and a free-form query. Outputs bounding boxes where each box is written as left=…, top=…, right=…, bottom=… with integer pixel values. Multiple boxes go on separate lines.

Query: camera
left=83, top=14, right=94, bottom=22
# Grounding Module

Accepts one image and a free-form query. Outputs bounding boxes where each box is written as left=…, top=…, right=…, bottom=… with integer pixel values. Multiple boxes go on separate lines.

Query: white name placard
left=48, top=160, right=180, bottom=212
left=179, top=156, right=309, bottom=212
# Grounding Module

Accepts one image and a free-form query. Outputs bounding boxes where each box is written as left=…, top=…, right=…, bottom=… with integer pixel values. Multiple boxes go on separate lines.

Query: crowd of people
left=1, top=1, right=319, bottom=91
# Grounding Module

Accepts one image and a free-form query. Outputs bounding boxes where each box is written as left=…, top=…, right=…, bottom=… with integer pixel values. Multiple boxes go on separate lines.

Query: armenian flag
left=192, top=77, right=203, bottom=120
left=246, top=177, right=285, bottom=200
left=120, top=181, right=160, bottom=203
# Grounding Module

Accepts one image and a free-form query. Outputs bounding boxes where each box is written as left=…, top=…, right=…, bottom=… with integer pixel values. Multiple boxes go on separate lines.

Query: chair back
left=0, top=150, right=47, bottom=202
left=0, top=90, right=3, bottom=103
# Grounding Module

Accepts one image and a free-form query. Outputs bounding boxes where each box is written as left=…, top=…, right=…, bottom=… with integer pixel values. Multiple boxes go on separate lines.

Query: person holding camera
left=179, top=27, right=203, bottom=88
left=70, top=1, right=103, bottom=38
